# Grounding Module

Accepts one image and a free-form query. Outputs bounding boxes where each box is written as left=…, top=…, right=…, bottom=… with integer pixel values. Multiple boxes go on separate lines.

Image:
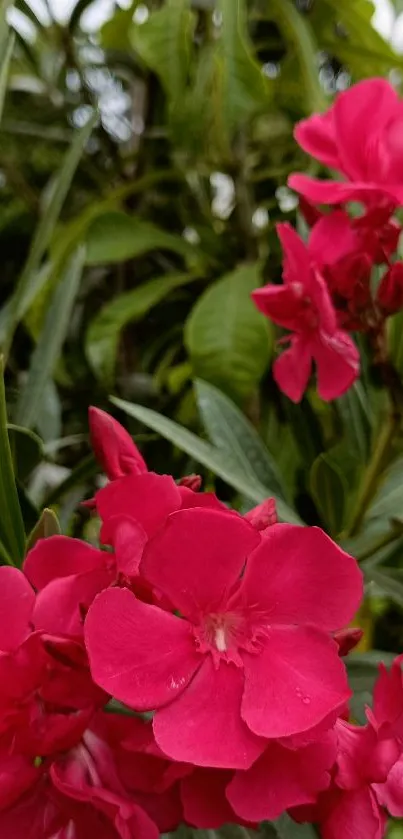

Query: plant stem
left=347, top=410, right=399, bottom=537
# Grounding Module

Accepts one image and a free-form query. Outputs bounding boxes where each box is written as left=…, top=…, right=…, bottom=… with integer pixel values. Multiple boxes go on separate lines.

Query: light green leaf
left=85, top=212, right=197, bottom=266
left=195, top=378, right=287, bottom=500
left=130, top=0, right=193, bottom=101
left=26, top=508, right=61, bottom=551
left=0, top=360, right=25, bottom=565
left=111, top=397, right=303, bottom=524
left=310, top=453, right=347, bottom=536
left=218, top=0, right=269, bottom=130
left=15, top=246, right=85, bottom=430
left=185, top=264, right=272, bottom=402
left=365, top=456, right=403, bottom=521
left=86, top=273, right=199, bottom=384
left=2, top=113, right=96, bottom=358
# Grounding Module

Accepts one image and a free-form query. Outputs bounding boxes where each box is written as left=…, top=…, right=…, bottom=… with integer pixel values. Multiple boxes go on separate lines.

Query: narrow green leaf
left=369, top=568, right=403, bottom=610
left=337, top=382, right=372, bottom=463
left=269, top=0, right=326, bottom=113
left=2, top=114, right=96, bottom=358
left=0, top=31, right=14, bottom=124
left=85, top=212, right=197, bottom=266
left=86, top=273, right=199, bottom=384
left=43, top=454, right=97, bottom=507
left=0, top=359, right=25, bottom=564
left=218, top=0, right=269, bottom=130
left=185, top=264, right=272, bottom=402
left=8, top=424, right=43, bottom=481
left=195, top=378, right=287, bottom=500
left=15, top=246, right=85, bottom=430
left=111, top=397, right=303, bottom=524
left=27, top=508, right=61, bottom=551
left=310, top=453, right=347, bottom=536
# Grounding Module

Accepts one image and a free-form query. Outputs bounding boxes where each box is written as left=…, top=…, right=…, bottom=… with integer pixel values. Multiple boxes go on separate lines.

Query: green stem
left=347, top=411, right=399, bottom=537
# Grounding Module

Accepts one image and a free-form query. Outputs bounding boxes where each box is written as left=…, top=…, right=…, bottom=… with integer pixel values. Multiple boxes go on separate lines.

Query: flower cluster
left=0, top=406, right=401, bottom=838
left=253, top=78, right=403, bottom=403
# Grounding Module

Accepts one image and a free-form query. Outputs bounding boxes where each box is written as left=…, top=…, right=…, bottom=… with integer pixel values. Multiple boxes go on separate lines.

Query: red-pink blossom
left=289, top=78, right=403, bottom=208
left=377, top=263, right=403, bottom=315
left=85, top=511, right=362, bottom=768
left=252, top=223, right=360, bottom=402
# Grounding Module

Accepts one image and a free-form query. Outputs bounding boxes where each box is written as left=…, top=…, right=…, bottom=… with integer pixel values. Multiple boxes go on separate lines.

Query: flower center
left=194, top=609, right=269, bottom=666
left=214, top=626, right=227, bottom=652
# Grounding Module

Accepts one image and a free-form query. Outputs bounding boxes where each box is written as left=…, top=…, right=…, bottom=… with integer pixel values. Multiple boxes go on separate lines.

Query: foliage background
left=3, top=0, right=403, bottom=834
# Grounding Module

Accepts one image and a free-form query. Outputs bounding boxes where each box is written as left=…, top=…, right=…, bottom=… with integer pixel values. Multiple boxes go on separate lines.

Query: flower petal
left=294, top=109, right=339, bottom=170
left=33, top=568, right=113, bottom=636
left=24, top=535, right=105, bottom=590
left=321, top=788, right=386, bottom=839
left=227, top=732, right=336, bottom=822
left=314, top=330, right=360, bottom=401
left=141, top=508, right=260, bottom=621
left=89, top=406, right=147, bottom=479
left=241, top=524, right=363, bottom=631
left=242, top=625, right=350, bottom=739
left=96, top=473, right=182, bottom=536
left=153, top=658, right=266, bottom=769
left=181, top=768, right=236, bottom=829
left=0, top=567, right=35, bottom=651
left=85, top=588, right=201, bottom=709
left=288, top=174, right=398, bottom=207
left=273, top=338, right=312, bottom=403
left=100, top=516, right=147, bottom=578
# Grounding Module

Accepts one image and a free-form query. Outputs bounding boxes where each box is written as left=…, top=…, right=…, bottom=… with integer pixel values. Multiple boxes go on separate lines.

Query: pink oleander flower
left=0, top=714, right=159, bottom=839
left=368, top=656, right=403, bottom=818
left=0, top=567, right=103, bottom=758
left=85, top=510, right=362, bottom=769
left=252, top=223, right=360, bottom=402
left=289, top=78, right=403, bottom=207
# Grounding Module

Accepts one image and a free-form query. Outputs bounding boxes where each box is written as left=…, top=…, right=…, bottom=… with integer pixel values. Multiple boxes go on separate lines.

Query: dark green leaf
left=86, top=273, right=199, bottom=384
left=15, top=247, right=85, bottom=430
left=310, top=453, right=347, bottom=536
left=369, top=568, right=403, bottom=610
left=337, top=382, right=372, bottom=463
left=195, top=378, right=287, bottom=500
left=2, top=114, right=96, bottom=357
left=0, top=360, right=25, bottom=564
left=269, top=0, right=326, bottom=113
left=111, top=397, right=303, bottom=524
left=8, top=424, right=43, bottom=481
left=185, top=264, right=272, bottom=402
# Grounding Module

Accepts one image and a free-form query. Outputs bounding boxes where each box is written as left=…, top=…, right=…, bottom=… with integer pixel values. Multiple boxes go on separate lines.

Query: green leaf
left=27, top=508, right=61, bottom=551
left=185, top=264, right=272, bottom=402
left=269, top=0, right=326, bottom=113
left=2, top=113, right=96, bottom=358
left=0, top=360, right=25, bottom=565
left=365, top=456, right=403, bottom=521
left=194, top=378, right=287, bottom=500
left=337, top=382, right=372, bottom=463
left=86, top=273, right=199, bottom=384
left=15, top=246, right=85, bottom=430
left=8, top=424, right=43, bottom=481
left=369, top=568, right=403, bottom=610
left=130, top=0, right=193, bottom=101
left=85, top=212, right=197, bottom=266
left=310, top=453, right=347, bottom=536
left=272, top=816, right=318, bottom=839
left=101, top=3, right=138, bottom=51
left=218, top=0, right=269, bottom=130
left=111, top=397, right=303, bottom=524
left=43, top=454, right=98, bottom=508
left=347, top=650, right=395, bottom=724
left=0, top=30, right=14, bottom=125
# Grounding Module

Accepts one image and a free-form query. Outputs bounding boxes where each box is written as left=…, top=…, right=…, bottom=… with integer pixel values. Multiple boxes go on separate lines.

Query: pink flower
left=289, top=78, right=403, bottom=207
left=252, top=223, right=360, bottom=402
left=0, top=567, right=103, bottom=759
left=377, top=263, right=403, bottom=315
left=85, top=510, right=362, bottom=768
left=369, top=656, right=403, bottom=818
